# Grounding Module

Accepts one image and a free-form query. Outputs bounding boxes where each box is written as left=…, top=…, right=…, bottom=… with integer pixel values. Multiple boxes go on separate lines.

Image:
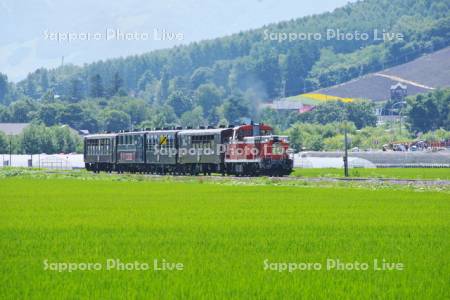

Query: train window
left=261, top=129, right=273, bottom=136
left=237, top=129, right=252, bottom=141
left=190, top=135, right=214, bottom=148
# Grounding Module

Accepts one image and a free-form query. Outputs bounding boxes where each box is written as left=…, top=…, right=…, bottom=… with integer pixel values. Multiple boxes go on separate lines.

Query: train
left=84, top=123, right=293, bottom=176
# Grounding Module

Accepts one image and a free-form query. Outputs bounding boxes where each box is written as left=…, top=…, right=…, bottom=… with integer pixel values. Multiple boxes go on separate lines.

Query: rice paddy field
left=0, top=170, right=449, bottom=299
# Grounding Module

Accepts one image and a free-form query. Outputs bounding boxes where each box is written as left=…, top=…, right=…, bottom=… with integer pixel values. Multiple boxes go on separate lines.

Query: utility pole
left=9, top=135, right=12, bottom=167
left=343, top=123, right=349, bottom=177
left=281, top=79, right=286, bottom=99
left=392, top=101, right=406, bottom=136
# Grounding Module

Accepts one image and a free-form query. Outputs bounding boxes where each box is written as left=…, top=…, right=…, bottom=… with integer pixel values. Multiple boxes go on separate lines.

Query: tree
left=283, top=44, right=317, bottom=96
left=36, top=103, right=63, bottom=126
left=89, top=74, right=104, bottom=98
left=109, top=72, right=123, bottom=97
left=107, top=97, right=149, bottom=125
left=9, top=100, right=36, bottom=122
left=59, top=104, right=84, bottom=129
left=346, top=101, right=377, bottom=129
left=0, top=73, right=9, bottom=105
left=167, top=91, right=192, bottom=117
left=79, top=111, right=100, bottom=133
left=308, top=101, right=348, bottom=125
left=137, top=70, right=156, bottom=91
left=190, top=67, right=213, bottom=90
left=0, top=105, right=11, bottom=122
left=223, top=94, right=249, bottom=124
left=102, top=110, right=131, bottom=132
left=25, top=79, right=39, bottom=99
left=70, top=78, right=84, bottom=102
left=285, top=124, right=304, bottom=152
left=194, top=83, right=223, bottom=122
left=149, top=105, right=178, bottom=128
left=51, top=126, right=82, bottom=153
left=39, top=69, right=49, bottom=93
left=20, top=124, right=55, bottom=154
left=180, top=107, right=206, bottom=128
left=251, top=46, right=282, bottom=99
left=0, top=131, right=8, bottom=153
left=405, top=89, right=450, bottom=133
left=158, top=69, right=170, bottom=103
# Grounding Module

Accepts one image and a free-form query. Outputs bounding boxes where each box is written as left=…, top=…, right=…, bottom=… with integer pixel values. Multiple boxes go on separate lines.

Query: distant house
left=78, top=129, right=90, bottom=135
left=299, top=104, right=316, bottom=114
left=262, top=100, right=317, bottom=114
left=390, top=82, right=407, bottom=101
left=0, top=123, right=30, bottom=135
left=0, top=123, right=89, bottom=137
left=271, top=100, right=304, bottom=110
left=60, top=125, right=90, bottom=137
left=262, top=100, right=305, bottom=112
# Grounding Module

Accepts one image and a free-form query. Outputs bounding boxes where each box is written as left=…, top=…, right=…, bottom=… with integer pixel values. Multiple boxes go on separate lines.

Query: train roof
left=232, top=124, right=273, bottom=130
left=117, top=129, right=180, bottom=135
left=85, top=133, right=117, bottom=139
left=178, top=128, right=233, bottom=136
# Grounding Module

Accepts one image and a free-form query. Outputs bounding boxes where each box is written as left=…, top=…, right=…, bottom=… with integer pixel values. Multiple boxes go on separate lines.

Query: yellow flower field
left=302, top=93, right=354, bottom=103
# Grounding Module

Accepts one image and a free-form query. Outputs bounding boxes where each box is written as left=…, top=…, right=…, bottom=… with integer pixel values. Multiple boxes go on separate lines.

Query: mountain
left=0, top=0, right=449, bottom=132
left=0, top=0, right=352, bottom=81
left=9, top=0, right=450, bottom=104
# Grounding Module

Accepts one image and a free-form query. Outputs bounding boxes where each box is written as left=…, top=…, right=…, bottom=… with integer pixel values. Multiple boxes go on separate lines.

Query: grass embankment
left=293, top=168, right=450, bottom=180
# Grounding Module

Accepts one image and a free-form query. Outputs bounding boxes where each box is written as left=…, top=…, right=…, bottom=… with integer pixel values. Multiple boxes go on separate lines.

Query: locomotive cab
left=225, top=124, right=293, bottom=176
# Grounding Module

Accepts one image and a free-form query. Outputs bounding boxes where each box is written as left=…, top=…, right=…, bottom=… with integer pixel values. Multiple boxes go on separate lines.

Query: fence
left=0, top=154, right=85, bottom=170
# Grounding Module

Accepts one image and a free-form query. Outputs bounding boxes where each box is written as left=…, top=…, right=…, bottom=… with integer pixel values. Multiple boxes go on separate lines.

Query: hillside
left=313, top=46, right=450, bottom=101
left=1, top=0, right=352, bottom=81
left=0, top=0, right=449, bottom=132
left=8, top=0, right=450, bottom=102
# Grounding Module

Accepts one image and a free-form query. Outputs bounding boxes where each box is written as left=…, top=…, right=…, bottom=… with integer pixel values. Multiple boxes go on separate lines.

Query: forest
left=0, top=0, right=449, bottom=154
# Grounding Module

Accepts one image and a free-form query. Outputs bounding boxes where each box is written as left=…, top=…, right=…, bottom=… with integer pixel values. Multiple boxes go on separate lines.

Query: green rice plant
left=0, top=178, right=448, bottom=299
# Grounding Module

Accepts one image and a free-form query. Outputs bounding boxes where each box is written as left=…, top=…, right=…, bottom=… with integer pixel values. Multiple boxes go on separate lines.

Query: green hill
left=0, top=0, right=449, bottom=130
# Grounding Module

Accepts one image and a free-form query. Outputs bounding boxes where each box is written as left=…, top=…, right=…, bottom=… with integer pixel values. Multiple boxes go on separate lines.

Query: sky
left=0, top=0, right=352, bottom=81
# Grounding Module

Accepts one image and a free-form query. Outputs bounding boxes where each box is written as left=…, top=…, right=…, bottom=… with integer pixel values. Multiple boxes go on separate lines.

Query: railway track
left=140, top=173, right=450, bottom=186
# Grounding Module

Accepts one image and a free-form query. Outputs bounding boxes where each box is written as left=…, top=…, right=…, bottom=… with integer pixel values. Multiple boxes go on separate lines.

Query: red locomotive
left=225, top=124, right=293, bottom=176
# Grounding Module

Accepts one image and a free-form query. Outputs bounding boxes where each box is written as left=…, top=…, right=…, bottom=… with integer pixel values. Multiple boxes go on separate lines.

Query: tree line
left=0, top=124, right=82, bottom=155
